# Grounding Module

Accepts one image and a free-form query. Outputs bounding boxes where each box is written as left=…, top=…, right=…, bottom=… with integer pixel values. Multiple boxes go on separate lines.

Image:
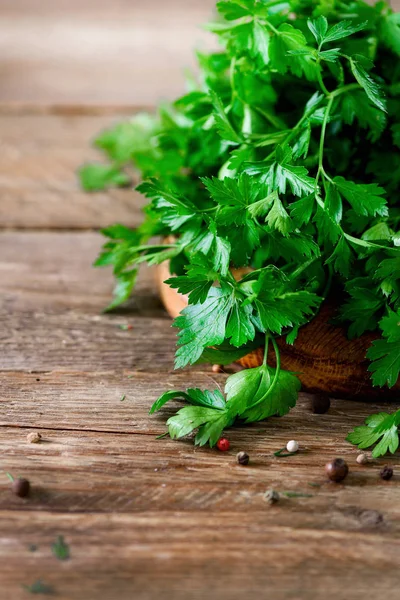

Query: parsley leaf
left=347, top=410, right=400, bottom=458
left=270, top=23, right=318, bottom=80
left=51, top=535, right=70, bottom=561
left=349, top=59, right=386, bottom=113
left=333, top=177, right=388, bottom=218
left=150, top=359, right=300, bottom=447
left=174, top=286, right=234, bottom=368
left=380, top=12, right=400, bottom=55
left=340, top=278, right=384, bottom=338
left=367, top=309, right=400, bottom=387
left=210, top=90, right=243, bottom=144
left=79, top=163, right=130, bottom=191
left=320, top=20, right=367, bottom=45
left=265, top=192, right=292, bottom=236
left=23, top=581, right=54, bottom=595
left=275, top=149, right=316, bottom=197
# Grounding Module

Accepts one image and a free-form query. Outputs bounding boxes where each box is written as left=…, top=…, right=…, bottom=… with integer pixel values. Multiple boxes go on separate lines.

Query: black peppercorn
left=380, top=465, right=393, bottom=481
left=310, top=394, right=331, bottom=414
left=11, top=478, right=30, bottom=498
left=325, top=458, right=349, bottom=482
left=236, top=451, right=249, bottom=466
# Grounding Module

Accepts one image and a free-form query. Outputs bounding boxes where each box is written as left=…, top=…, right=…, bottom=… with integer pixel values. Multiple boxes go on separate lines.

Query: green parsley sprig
left=80, top=0, right=400, bottom=454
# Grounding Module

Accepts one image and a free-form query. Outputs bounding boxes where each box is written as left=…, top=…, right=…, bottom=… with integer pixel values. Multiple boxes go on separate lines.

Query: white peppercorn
left=286, top=440, right=299, bottom=453
left=27, top=432, right=42, bottom=444
left=356, top=453, right=369, bottom=465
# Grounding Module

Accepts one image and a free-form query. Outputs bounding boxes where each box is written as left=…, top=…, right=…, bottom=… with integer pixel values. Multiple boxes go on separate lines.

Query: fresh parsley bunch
left=80, top=0, right=400, bottom=454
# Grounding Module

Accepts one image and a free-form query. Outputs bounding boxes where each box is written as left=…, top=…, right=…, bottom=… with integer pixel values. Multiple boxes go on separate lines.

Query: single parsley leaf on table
left=51, top=535, right=70, bottom=561
left=347, top=410, right=400, bottom=458
left=23, top=580, right=54, bottom=595
left=150, top=360, right=300, bottom=447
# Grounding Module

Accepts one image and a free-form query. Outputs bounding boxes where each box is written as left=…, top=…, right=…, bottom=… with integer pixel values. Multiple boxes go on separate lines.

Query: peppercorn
left=211, top=364, right=223, bottom=373
left=264, top=489, right=280, bottom=505
left=325, top=458, right=349, bottom=482
left=217, top=438, right=230, bottom=452
left=11, top=478, right=30, bottom=498
left=380, top=465, right=393, bottom=481
left=27, top=432, right=42, bottom=444
left=356, top=453, right=369, bottom=465
left=310, top=394, right=331, bottom=414
left=286, top=440, right=299, bottom=453
left=236, top=451, right=249, bottom=465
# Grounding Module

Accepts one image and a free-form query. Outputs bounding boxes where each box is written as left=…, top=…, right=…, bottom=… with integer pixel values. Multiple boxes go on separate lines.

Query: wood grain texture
left=1, top=369, right=400, bottom=597
left=0, top=114, right=146, bottom=229
left=0, top=0, right=215, bottom=105
left=0, top=231, right=157, bottom=311
left=0, top=369, right=389, bottom=435
left=0, top=511, right=399, bottom=600
left=1, top=0, right=398, bottom=108
left=0, top=308, right=176, bottom=372
left=1, top=379, right=400, bottom=595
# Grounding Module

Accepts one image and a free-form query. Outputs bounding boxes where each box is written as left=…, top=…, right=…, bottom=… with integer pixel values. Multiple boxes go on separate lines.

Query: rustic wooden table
left=1, top=1, right=400, bottom=599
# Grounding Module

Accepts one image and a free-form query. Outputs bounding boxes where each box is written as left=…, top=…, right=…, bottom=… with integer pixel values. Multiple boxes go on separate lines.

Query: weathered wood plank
left=0, top=510, right=399, bottom=600
left=0, top=309, right=176, bottom=372
left=0, top=0, right=215, bottom=105
left=0, top=370, right=220, bottom=433
left=0, top=369, right=390, bottom=434
left=0, top=372, right=399, bottom=515
left=0, top=115, right=145, bottom=229
left=0, top=231, right=175, bottom=371
left=0, top=231, right=157, bottom=311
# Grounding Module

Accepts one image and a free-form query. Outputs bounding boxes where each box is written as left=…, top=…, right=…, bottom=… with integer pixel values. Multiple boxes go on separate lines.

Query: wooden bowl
left=156, top=262, right=400, bottom=400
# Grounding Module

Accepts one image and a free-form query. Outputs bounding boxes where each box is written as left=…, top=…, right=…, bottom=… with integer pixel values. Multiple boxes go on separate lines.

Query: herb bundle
left=80, top=0, right=400, bottom=455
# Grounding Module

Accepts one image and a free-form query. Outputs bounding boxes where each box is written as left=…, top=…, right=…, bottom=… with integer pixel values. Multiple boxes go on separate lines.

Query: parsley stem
left=343, top=232, right=397, bottom=251
left=201, top=206, right=218, bottom=213
left=330, top=82, right=361, bottom=98
left=270, top=336, right=281, bottom=380
left=133, top=244, right=177, bottom=252
left=316, top=95, right=334, bottom=190
left=316, top=188, right=400, bottom=253
left=230, top=57, right=237, bottom=105
left=315, top=83, right=362, bottom=186
left=290, top=257, right=320, bottom=281
left=252, top=105, right=288, bottom=131
left=247, top=335, right=281, bottom=413
left=263, top=335, right=269, bottom=367
left=322, top=264, right=333, bottom=298
left=316, top=64, right=330, bottom=96
left=263, top=336, right=281, bottom=402
left=274, top=448, right=298, bottom=457
left=264, top=20, right=280, bottom=35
